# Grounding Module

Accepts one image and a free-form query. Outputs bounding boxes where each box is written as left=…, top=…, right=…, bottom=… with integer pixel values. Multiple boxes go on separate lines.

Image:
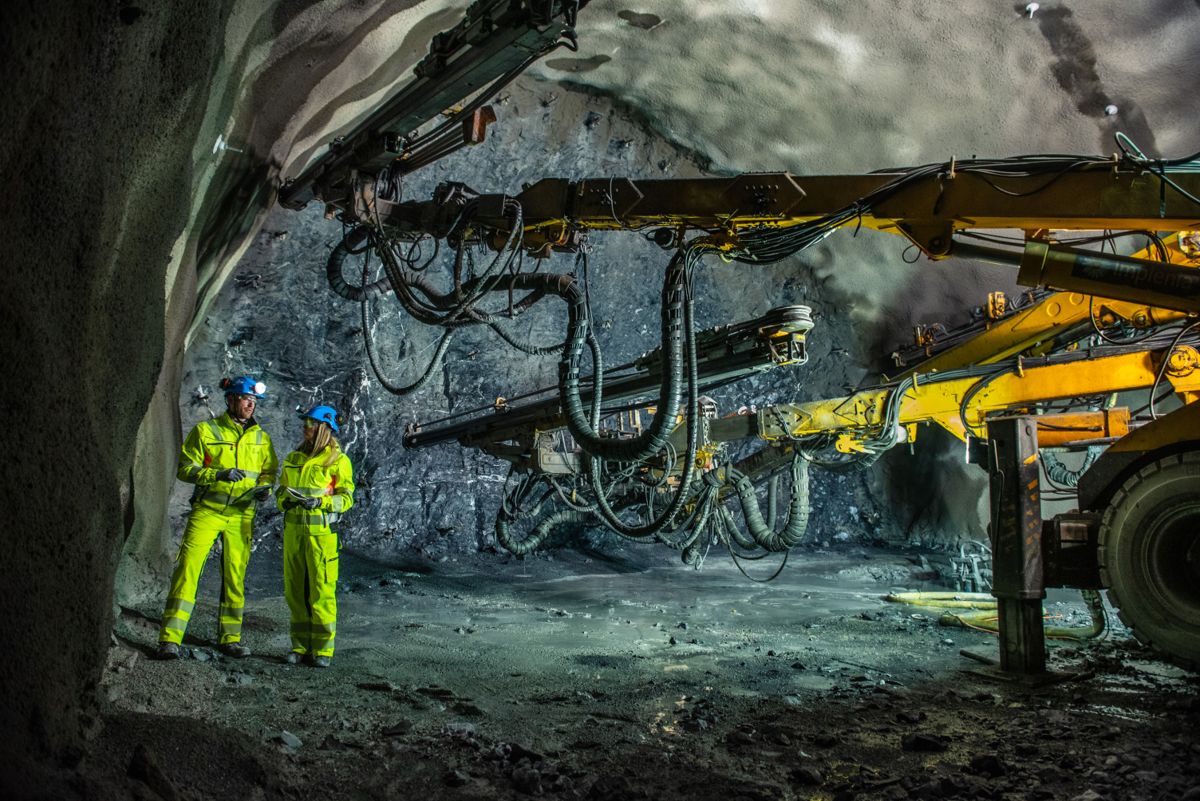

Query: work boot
left=219, top=643, right=251, bottom=658
left=312, top=655, right=331, bottom=668
left=154, top=642, right=180, bottom=660
left=284, top=651, right=303, bottom=665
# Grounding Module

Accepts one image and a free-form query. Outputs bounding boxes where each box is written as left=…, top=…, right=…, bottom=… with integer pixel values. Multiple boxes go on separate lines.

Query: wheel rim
left=1100, top=452, right=1200, bottom=665
left=1143, top=503, right=1200, bottom=619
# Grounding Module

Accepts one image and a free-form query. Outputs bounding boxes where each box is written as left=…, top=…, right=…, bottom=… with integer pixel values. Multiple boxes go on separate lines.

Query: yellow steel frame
left=759, top=348, right=1200, bottom=446
left=747, top=232, right=1199, bottom=450
left=891, top=234, right=1195, bottom=378
left=892, top=293, right=1186, bottom=378
left=458, top=169, right=1200, bottom=257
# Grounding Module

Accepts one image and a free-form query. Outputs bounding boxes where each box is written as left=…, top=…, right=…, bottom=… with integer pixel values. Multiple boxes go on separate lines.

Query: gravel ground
left=83, top=546, right=1199, bottom=801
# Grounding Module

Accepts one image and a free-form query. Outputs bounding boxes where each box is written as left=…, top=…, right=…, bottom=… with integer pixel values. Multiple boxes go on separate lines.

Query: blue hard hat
left=222, top=375, right=266, bottom=398
left=299, top=404, right=342, bottom=433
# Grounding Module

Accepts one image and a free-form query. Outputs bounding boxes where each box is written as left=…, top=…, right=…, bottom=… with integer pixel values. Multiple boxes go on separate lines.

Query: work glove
left=280, top=498, right=299, bottom=511
left=216, top=468, right=247, bottom=482
left=299, top=496, right=322, bottom=511
left=252, top=485, right=271, bottom=502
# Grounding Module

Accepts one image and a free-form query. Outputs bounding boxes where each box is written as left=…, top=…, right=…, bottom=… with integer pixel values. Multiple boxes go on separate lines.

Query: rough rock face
left=3, top=3, right=236, bottom=789
left=177, top=78, right=993, bottom=570
left=169, top=2, right=1200, bottom=569
left=0, top=1, right=473, bottom=793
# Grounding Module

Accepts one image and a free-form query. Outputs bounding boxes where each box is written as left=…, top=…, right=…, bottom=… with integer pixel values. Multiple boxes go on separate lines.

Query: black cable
left=728, top=547, right=790, bottom=582
left=1115, top=133, right=1200, bottom=209
left=1088, top=294, right=1157, bottom=346
left=958, top=368, right=1014, bottom=437
left=722, top=152, right=1138, bottom=267
left=360, top=241, right=454, bottom=396
left=1149, top=321, right=1200, bottom=420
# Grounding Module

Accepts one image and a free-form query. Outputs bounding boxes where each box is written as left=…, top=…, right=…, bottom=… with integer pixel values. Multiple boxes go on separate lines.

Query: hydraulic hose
left=338, top=224, right=691, bottom=464
left=884, top=591, right=997, bottom=609
left=560, top=250, right=689, bottom=464
left=1043, top=446, right=1102, bottom=489
left=717, top=505, right=758, bottom=550
left=650, top=483, right=717, bottom=554
left=327, top=227, right=390, bottom=301
left=885, top=590, right=1107, bottom=640
left=329, top=226, right=471, bottom=324
left=726, top=453, right=811, bottom=551
left=372, top=226, right=543, bottom=327
left=671, top=487, right=717, bottom=562
left=766, top=473, right=779, bottom=531
left=584, top=253, right=701, bottom=538
left=496, top=507, right=594, bottom=556
left=334, top=220, right=546, bottom=328
left=360, top=244, right=454, bottom=396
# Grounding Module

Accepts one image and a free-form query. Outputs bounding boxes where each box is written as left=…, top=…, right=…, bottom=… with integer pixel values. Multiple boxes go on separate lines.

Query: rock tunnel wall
left=3, top=2, right=232, bottom=787
left=0, top=0, right=467, bottom=792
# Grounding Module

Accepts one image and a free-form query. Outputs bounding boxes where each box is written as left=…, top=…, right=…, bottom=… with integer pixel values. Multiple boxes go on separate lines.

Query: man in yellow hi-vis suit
left=155, top=376, right=278, bottom=659
left=278, top=404, right=354, bottom=668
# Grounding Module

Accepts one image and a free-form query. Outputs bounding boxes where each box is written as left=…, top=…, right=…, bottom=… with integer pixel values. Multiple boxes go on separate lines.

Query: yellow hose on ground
left=883, top=590, right=1107, bottom=641
left=883, top=591, right=996, bottom=609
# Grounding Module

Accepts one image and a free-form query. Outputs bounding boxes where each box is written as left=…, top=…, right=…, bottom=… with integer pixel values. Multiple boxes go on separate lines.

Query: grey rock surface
left=182, top=79, right=994, bottom=565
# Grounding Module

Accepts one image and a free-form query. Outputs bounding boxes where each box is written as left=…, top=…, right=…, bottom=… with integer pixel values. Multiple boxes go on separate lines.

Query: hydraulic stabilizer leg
left=985, top=416, right=1048, bottom=674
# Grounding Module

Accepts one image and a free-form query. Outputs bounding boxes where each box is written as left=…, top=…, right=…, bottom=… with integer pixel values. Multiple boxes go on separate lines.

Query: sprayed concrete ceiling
left=278, top=2, right=1199, bottom=180
left=270, top=0, right=1200, bottom=319
left=528, top=0, right=1197, bottom=170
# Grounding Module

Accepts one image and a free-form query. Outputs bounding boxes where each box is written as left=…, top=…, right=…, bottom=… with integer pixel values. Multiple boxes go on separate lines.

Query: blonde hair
left=300, top=421, right=341, bottom=467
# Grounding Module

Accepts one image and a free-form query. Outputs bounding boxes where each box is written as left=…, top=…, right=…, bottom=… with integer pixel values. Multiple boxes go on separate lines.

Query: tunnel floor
left=93, top=546, right=1199, bottom=801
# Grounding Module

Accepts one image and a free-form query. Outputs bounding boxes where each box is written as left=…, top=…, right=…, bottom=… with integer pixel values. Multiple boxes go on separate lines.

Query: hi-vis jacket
left=276, top=447, right=355, bottom=531
left=177, top=412, right=278, bottom=513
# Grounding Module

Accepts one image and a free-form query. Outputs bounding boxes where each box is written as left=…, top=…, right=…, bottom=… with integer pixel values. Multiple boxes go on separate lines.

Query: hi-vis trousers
left=159, top=505, right=255, bottom=645
left=283, top=519, right=339, bottom=657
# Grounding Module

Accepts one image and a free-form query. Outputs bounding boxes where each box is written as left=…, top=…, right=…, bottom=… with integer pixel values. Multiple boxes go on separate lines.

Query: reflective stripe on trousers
left=284, top=507, right=341, bottom=527
left=158, top=505, right=256, bottom=645
left=282, top=527, right=339, bottom=656
left=159, top=598, right=195, bottom=642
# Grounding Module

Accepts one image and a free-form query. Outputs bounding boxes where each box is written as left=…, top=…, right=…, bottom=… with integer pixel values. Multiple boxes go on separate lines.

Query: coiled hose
left=725, top=453, right=811, bottom=551
left=559, top=249, right=689, bottom=464
left=496, top=505, right=594, bottom=556
left=1043, top=446, right=1102, bottom=488
left=327, top=227, right=390, bottom=302
left=583, top=251, right=700, bottom=538
left=334, top=225, right=686, bottom=462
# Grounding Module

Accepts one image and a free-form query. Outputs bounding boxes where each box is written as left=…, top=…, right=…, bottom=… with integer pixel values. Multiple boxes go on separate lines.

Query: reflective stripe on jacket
left=177, top=412, right=279, bottom=512
left=276, top=447, right=355, bottom=530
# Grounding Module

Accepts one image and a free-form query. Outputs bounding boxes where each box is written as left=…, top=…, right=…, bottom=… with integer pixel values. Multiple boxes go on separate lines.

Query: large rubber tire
left=1098, top=450, right=1200, bottom=668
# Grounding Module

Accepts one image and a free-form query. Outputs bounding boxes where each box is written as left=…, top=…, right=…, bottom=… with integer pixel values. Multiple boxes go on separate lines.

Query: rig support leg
left=985, top=416, right=1047, bottom=674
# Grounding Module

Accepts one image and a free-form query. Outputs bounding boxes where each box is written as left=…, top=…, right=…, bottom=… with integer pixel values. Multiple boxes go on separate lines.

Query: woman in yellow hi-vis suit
left=157, top=376, right=278, bottom=660
left=278, top=404, right=354, bottom=667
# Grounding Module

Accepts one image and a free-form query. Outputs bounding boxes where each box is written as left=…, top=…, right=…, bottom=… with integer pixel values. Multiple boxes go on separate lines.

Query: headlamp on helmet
left=221, top=375, right=266, bottom=398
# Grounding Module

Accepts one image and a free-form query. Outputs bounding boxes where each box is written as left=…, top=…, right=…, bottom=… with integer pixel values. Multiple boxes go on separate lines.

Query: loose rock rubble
left=79, top=549, right=1199, bottom=800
